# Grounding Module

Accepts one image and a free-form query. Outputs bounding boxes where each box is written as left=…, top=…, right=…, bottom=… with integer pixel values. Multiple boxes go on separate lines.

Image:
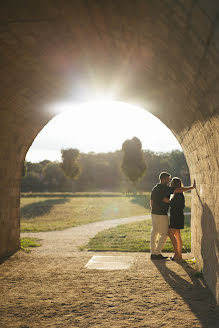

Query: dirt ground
left=1, top=216, right=219, bottom=328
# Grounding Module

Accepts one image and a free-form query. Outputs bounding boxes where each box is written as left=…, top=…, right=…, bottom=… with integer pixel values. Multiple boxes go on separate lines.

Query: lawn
left=20, top=192, right=191, bottom=234
left=81, top=215, right=191, bottom=253
left=20, top=194, right=151, bottom=232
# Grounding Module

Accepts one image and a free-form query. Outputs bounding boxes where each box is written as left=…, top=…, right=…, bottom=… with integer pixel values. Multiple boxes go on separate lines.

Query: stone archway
left=0, top=0, right=218, bottom=302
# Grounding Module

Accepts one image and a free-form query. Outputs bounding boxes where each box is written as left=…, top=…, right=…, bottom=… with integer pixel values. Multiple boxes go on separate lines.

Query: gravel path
left=1, top=215, right=219, bottom=327
left=21, top=215, right=149, bottom=255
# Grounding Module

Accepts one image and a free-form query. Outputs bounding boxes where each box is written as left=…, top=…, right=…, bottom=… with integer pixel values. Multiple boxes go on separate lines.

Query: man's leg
left=150, top=214, right=160, bottom=255
left=156, top=215, right=169, bottom=254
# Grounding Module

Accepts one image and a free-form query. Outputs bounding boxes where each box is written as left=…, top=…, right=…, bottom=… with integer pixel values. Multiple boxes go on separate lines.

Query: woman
left=164, top=177, right=185, bottom=260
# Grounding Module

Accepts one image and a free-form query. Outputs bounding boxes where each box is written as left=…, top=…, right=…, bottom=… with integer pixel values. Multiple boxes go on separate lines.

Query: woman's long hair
left=171, top=177, right=183, bottom=189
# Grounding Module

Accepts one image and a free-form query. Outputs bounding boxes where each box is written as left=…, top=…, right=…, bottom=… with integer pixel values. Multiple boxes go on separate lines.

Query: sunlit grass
left=20, top=237, right=41, bottom=252
left=81, top=215, right=191, bottom=253
left=20, top=193, right=191, bottom=233
left=20, top=194, right=151, bottom=232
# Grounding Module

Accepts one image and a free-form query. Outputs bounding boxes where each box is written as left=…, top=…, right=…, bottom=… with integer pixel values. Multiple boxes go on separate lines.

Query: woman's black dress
left=169, top=193, right=185, bottom=229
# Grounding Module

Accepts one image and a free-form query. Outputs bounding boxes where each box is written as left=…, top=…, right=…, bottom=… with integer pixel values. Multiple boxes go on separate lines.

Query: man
left=150, top=172, right=195, bottom=260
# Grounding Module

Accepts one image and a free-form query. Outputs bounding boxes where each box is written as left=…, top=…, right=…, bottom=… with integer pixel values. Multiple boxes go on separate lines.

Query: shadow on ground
left=0, top=255, right=11, bottom=265
left=20, top=198, right=69, bottom=219
left=152, top=260, right=219, bottom=327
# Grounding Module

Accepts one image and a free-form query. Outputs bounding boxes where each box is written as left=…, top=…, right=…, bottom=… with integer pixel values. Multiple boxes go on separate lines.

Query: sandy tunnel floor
left=0, top=217, right=219, bottom=327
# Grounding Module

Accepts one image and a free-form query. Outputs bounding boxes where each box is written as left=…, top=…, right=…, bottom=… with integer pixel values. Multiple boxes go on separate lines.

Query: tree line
left=21, top=147, right=190, bottom=193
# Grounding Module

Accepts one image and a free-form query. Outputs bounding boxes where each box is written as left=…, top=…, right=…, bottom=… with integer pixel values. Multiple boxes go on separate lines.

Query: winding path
left=21, top=215, right=149, bottom=255
left=21, top=213, right=191, bottom=255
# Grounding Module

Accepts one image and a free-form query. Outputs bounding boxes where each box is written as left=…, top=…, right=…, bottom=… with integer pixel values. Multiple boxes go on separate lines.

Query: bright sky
left=26, top=101, right=181, bottom=162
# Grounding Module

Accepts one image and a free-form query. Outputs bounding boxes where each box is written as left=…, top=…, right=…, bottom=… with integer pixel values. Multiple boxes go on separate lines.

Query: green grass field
left=81, top=215, right=191, bottom=253
left=20, top=193, right=191, bottom=234
left=20, top=194, right=151, bottom=232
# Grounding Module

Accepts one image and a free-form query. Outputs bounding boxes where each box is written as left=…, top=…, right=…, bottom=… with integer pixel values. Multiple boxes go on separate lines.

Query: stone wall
left=0, top=137, right=21, bottom=258
left=0, top=0, right=218, bottom=302
left=180, top=117, right=219, bottom=303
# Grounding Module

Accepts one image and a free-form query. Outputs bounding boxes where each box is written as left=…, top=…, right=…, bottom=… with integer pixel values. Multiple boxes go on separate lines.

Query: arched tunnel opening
left=0, top=0, right=218, bottom=305
left=20, top=100, right=191, bottom=244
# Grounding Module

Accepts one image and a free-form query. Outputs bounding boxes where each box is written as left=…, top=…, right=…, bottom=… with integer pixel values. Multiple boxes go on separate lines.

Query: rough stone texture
left=0, top=0, right=218, bottom=302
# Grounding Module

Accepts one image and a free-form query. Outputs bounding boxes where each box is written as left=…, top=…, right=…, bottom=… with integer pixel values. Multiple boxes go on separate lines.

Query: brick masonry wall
left=180, top=117, right=219, bottom=303
left=0, top=0, right=219, bottom=303
left=0, top=139, right=22, bottom=258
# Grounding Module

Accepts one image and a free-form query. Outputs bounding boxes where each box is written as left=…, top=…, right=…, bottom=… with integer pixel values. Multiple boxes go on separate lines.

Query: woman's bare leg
left=168, top=228, right=177, bottom=257
left=174, top=230, right=182, bottom=259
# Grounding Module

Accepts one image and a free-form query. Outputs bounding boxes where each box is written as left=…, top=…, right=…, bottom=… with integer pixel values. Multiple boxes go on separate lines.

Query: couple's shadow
left=152, top=258, right=219, bottom=327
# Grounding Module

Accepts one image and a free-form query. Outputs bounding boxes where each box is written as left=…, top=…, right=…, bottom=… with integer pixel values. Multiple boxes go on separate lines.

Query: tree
left=168, top=150, right=190, bottom=185
left=60, top=148, right=81, bottom=181
left=25, top=161, right=44, bottom=174
left=121, top=137, right=147, bottom=188
left=42, top=162, right=70, bottom=191
left=21, top=148, right=190, bottom=192
left=21, top=171, right=43, bottom=192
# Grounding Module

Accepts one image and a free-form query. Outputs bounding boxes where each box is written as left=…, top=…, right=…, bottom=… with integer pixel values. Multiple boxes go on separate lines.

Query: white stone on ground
left=84, top=255, right=134, bottom=270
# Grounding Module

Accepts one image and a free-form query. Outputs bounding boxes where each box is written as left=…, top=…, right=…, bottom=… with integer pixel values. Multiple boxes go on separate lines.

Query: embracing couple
left=150, top=172, right=195, bottom=260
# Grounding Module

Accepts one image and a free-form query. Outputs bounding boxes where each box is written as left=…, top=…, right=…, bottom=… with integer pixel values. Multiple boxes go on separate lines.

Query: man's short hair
left=159, top=172, right=171, bottom=181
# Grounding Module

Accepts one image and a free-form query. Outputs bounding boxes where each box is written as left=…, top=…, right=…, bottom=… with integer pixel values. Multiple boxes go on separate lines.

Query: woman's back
left=170, top=193, right=185, bottom=213
left=169, top=193, right=185, bottom=229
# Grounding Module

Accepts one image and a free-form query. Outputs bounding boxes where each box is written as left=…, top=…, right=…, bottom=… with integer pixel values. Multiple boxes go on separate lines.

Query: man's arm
left=174, top=180, right=196, bottom=193
left=150, top=199, right=153, bottom=209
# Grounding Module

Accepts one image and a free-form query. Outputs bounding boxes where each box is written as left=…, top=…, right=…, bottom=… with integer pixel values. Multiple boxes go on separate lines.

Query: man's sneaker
left=150, top=254, right=168, bottom=260
left=157, top=254, right=168, bottom=260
